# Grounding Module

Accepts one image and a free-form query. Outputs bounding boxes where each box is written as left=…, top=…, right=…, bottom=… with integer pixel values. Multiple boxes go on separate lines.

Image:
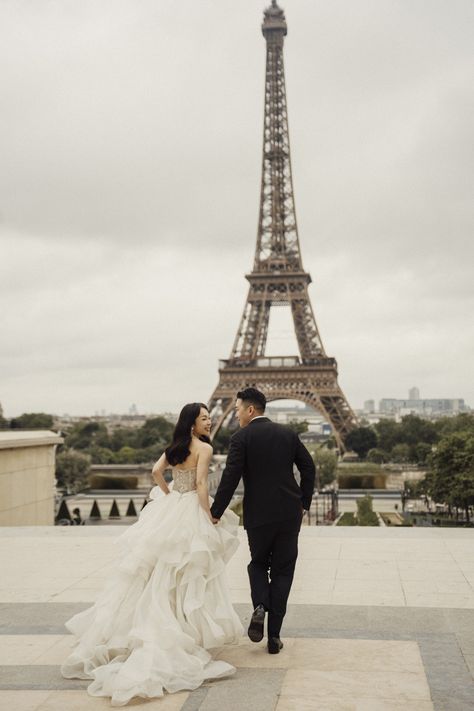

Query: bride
left=61, top=402, right=243, bottom=706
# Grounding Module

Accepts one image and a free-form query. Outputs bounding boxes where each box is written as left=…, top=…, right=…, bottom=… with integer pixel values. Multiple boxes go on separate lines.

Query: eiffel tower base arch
left=208, top=358, right=356, bottom=453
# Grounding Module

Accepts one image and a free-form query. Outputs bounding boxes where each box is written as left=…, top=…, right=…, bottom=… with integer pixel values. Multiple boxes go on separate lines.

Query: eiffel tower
left=208, top=1, right=357, bottom=451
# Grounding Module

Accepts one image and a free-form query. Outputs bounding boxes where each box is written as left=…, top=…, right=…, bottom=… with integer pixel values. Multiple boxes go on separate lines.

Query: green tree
left=64, top=421, right=109, bottom=450
left=404, top=478, right=429, bottom=497
left=450, top=472, right=474, bottom=522
left=286, top=419, right=309, bottom=435
left=142, top=443, right=169, bottom=463
left=345, top=427, right=377, bottom=460
left=374, top=419, right=401, bottom=453
left=60, top=416, right=176, bottom=465
left=435, top=413, right=474, bottom=438
left=427, top=431, right=474, bottom=521
left=110, top=428, right=135, bottom=451
left=399, top=414, right=438, bottom=447
left=10, top=412, right=54, bottom=429
left=324, top=436, right=338, bottom=450
left=212, top=426, right=233, bottom=454
left=135, top=417, right=174, bottom=448
left=391, top=443, right=411, bottom=463
left=367, top=448, right=389, bottom=464
left=310, top=447, right=338, bottom=489
left=56, top=450, right=91, bottom=494
left=356, top=495, right=379, bottom=526
left=414, top=442, right=432, bottom=465
left=115, top=446, right=141, bottom=464
left=88, top=446, right=116, bottom=464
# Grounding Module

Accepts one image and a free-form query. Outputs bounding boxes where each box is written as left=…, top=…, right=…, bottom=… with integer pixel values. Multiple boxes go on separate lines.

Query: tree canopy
left=286, top=419, right=309, bottom=435
left=62, top=416, right=175, bottom=464
left=55, top=450, right=91, bottom=495
left=425, top=430, right=474, bottom=520
left=9, top=412, right=54, bottom=430
left=345, top=427, right=377, bottom=459
left=309, top=446, right=338, bottom=489
left=343, top=413, right=474, bottom=464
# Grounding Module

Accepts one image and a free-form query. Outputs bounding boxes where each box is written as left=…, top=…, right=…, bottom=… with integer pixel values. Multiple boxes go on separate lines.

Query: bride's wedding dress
left=61, top=467, right=243, bottom=706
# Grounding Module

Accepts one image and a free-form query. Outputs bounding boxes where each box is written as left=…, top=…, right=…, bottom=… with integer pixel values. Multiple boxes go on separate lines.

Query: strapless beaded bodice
left=172, top=467, right=197, bottom=494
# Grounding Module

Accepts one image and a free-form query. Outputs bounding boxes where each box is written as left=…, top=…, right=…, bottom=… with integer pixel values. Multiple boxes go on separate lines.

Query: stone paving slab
left=0, top=665, right=88, bottom=691
left=1, top=603, right=473, bottom=709
left=0, top=689, right=190, bottom=710
left=214, top=637, right=425, bottom=673
left=0, top=691, right=52, bottom=711
left=0, top=641, right=434, bottom=710
left=197, top=669, right=285, bottom=711
left=1, top=526, right=473, bottom=710
left=1, top=527, right=473, bottom=607
left=417, top=636, right=474, bottom=709
left=0, top=602, right=89, bottom=635
left=0, top=636, right=65, bottom=665
left=280, top=667, right=431, bottom=700
left=276, top=700, right=434, bottom=711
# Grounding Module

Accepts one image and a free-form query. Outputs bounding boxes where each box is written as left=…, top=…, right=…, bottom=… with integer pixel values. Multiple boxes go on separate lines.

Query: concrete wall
left=0, top=431, right=63, bottom=525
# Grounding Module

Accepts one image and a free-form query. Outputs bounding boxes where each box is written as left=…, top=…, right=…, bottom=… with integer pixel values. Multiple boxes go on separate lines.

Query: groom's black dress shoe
left=267, top=637, right=284, bottom=654
left=248, top=604, right=265, bottom=642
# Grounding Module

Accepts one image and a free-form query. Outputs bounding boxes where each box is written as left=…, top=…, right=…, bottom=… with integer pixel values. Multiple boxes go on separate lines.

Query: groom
left=210, top=387, right=316, bottom=654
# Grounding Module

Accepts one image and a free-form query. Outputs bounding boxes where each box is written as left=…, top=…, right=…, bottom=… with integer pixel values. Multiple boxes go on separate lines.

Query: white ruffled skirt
left=60, top=485, right=244, bottom=706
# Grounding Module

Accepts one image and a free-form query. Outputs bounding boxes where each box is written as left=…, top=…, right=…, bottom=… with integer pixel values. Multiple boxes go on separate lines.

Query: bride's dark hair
left=165, top=402, right=212, bottom=466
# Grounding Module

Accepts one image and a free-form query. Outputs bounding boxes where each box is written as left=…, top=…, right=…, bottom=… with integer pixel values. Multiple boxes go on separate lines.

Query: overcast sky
left=1, top=0, right=473, bottom=418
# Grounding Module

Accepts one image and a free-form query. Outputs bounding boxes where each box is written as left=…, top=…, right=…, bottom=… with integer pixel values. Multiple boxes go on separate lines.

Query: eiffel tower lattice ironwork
left=208, top=1, right=357, bottom=451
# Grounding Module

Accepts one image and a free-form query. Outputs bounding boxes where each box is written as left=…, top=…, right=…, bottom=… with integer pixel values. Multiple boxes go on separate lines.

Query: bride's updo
left=165, top=402, right=212, bottom=466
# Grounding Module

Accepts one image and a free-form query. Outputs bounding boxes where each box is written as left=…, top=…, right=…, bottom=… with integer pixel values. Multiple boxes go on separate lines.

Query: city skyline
left=1, top=0, right=473, bottom=417
left=2, top=385, right=470, bottom=421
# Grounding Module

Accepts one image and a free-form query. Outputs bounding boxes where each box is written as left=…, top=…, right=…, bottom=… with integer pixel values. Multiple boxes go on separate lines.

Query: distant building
left=265, top=403, right=330, bottom=436
left=363, top=400, right=375, bottom=413
left=379, top=398, right=466, bottom=417
left=53, top=411, right=177, bottom=432
left=409, top=387, right=420, bottom=401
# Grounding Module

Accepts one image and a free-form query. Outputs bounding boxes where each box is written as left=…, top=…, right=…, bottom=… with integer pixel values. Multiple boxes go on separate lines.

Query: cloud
left=0, top=0, right=472, bottom=416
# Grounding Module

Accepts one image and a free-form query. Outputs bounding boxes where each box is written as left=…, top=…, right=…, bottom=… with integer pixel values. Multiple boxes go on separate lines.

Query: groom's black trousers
left=246, top=514, right=302, bottom=638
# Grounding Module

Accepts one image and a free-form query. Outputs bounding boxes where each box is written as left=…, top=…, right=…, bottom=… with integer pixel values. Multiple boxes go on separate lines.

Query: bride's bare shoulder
left=195, top=440, right=213, bottom=456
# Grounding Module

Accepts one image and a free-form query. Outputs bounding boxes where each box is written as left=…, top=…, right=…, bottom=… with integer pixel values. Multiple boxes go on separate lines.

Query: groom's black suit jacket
left=210, top=417, right=316, bottom=529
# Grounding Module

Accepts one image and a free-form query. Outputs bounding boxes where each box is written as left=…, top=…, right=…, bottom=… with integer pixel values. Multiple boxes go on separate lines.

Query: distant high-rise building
left=129, top=403, right=138, bottom=416
left=363, top=400, right=375, bottom=413
left=409, top=387, right=420, bottom=400
left=379, top=397, right=466, bottom=417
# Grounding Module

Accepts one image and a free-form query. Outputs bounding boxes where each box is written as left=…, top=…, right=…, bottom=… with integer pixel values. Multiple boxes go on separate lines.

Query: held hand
left=211, top=517, right=220, bottom=525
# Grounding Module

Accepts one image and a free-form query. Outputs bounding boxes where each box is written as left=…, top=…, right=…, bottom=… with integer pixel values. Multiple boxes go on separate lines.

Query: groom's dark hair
left=237, top=387, right=266, bottom=413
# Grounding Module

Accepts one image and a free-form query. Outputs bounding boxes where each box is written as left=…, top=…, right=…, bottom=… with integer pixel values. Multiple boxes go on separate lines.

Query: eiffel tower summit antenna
left=208, top=2, right=357, bottom=451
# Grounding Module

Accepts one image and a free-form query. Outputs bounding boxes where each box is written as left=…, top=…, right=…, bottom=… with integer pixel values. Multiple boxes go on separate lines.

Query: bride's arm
left=151, top=453, right=171, bottom=495
left=196, top=444, right=213, bottom=522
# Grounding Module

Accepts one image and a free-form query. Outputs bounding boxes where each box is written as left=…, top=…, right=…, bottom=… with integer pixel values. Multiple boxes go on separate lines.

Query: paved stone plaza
left=0, top=526, right=473, bottom=711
